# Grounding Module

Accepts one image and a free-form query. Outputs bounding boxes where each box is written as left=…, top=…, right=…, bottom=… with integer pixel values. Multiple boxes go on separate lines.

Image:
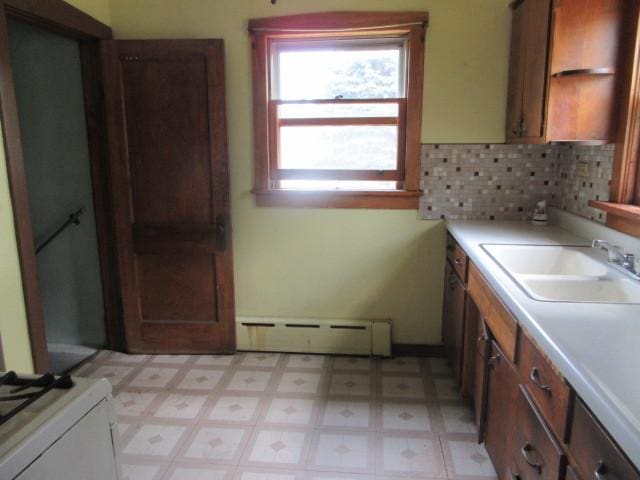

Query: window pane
left=280, top=126, right=397, bottom=170
left=280, top=180, right=397, bottom=190
left=274, top=41, right=402, bottom=100
left=279, top=102, right=398, bottom=119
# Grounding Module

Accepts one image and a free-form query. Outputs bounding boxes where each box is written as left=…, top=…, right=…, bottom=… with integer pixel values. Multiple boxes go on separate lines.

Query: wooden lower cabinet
left=512, top=385, right=566, bottom=480
left=518, top=331, right=573, bottom=443
left=569, top=399, right=640, bottom=480
left=460, top=295, right=479, bottom=398
left=446, top=248, right=640, bottom=480
left=471, top=304, right=490, bottom=442
left=443, top=261, right=466, bottom=384
left=484, top=340, right=520, bottom=480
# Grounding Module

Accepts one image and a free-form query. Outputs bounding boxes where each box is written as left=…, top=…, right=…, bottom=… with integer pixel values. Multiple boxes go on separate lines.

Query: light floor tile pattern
left=77, top=352, right=496, bottom=480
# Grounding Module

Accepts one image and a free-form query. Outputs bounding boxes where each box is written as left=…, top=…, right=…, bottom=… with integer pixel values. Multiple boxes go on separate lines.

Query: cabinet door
left=473, top=312, right=490, bottom=443
left=569, top=399, right=640, bottom=480
left=520, top=0, right=552, bottom=141
left=442, top=261, right=466, bottom=384
left=506, top=0, right=526, bottom=141
left=511, top=385, right=566, bottom=480
left=485, top=340, right=520, bottom=479
left=546, top=0, right=622, bottom=142
left=461, top=294, right=479, bottom=399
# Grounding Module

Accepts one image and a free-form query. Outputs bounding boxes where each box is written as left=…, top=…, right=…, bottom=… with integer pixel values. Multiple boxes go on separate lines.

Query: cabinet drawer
left=512, top=385, right=566, bottom=480
left=467, top=262, right=518, bottom=363
left=446, top=233, right=468, bottom=281
left=569, top=399, right=640, bottom=480
left=519, top=330, right=573, bottom=443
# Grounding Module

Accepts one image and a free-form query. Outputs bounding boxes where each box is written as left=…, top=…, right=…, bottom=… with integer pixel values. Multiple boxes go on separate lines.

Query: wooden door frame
left=0, top=0, right=120, bottom=373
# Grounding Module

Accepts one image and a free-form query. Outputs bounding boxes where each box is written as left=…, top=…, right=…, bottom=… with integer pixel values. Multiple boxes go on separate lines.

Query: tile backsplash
left=420, top=143, right=614, bottom=223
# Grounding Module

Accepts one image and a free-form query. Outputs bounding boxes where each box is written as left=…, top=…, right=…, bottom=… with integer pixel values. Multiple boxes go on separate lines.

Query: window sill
left=253, top=189, right=421, bottom=209
left=589, top=200, right=640, bottom=237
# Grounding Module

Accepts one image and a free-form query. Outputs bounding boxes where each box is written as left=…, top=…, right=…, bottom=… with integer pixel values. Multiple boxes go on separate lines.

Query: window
left=589, top=10, right=640, bottom=237
left=249, top=12, right=428, bottom=208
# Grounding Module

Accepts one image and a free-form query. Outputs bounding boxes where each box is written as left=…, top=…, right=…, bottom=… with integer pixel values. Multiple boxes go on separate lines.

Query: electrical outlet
left=576, top=161, right=590, bottom=177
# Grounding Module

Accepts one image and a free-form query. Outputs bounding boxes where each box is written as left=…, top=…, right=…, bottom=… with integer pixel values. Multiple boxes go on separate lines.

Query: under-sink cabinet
left=441, top=233, right=640, bottom=480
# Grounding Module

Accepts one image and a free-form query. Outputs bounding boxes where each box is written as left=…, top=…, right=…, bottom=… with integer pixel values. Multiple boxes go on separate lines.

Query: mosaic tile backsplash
left=420, top=143, right=614, bottom=222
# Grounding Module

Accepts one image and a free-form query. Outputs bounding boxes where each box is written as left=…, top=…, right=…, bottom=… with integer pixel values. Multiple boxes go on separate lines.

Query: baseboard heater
left=236, top=317, right=392, bottom=357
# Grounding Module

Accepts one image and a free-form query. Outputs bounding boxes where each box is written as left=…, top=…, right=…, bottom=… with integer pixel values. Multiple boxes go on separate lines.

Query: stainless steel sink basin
left=481, top=243, right=640, bottom=305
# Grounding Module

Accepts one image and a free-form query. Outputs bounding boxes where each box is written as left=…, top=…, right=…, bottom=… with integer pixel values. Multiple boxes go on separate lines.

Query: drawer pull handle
left=455, top=258, right=463, bottom=265
left=594, top=461, right=608, bottom=479
left=521, top=443, right=542, bottom=474
left=530, top=367, right=552, bottom=395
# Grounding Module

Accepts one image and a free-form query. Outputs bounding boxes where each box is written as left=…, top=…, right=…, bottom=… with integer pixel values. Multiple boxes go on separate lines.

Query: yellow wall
left=0, top=0, right=510, bottom=369
left=0, top=120, right=34, bottom=372
left=64, top=0, right=111, bottom=26
left=107, top=0, right=511, bottom=345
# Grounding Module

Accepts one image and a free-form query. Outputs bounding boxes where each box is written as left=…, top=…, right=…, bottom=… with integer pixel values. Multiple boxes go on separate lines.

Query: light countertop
left=446, top=220, right=640, bottom=469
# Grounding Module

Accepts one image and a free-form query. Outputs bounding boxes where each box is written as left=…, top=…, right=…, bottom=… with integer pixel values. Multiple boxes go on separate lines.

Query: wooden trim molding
left=3, top=0, right=111, bottom=39
left=588, top=200, right=640, bottom=222
left=249, top=11, right=427, bottom=209
left=253, top=189, right=420, bottom=209
left=609, top=3, right=640, bottom=206
left=0, top=0, right=112, bottom=372
left=249, top=11, right=429, bottom=33
left=598, top=3, right=640, bottom=238
left=589, top=201, right=640, bottom=237
left=0, top=4, right=50, bottom=372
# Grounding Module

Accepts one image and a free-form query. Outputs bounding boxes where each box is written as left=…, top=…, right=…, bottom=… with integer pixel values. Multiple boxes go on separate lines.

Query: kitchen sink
left=481, top=244, right=607, bottom=277
left=481, top=243, right=640, bottom=304
left=521, top=278, right=640, bottom=303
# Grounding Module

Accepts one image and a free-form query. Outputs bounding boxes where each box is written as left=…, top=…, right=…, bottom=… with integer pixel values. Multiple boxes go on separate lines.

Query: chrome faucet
left=592, top=239, right=640, bottom=279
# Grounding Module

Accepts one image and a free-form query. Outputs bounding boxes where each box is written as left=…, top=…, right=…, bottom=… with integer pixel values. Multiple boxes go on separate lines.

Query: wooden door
left=101, top=40, right=235, bottom=353
left=442, top=261, right=465, bottom=383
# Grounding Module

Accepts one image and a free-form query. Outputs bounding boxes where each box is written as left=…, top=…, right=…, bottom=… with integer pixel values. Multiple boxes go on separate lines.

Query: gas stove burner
left=0, top=372, right=74, bottom=426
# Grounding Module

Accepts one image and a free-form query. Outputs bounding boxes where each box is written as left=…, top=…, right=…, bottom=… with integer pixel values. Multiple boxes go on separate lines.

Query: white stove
left=0, top=372, right=122, bottom=479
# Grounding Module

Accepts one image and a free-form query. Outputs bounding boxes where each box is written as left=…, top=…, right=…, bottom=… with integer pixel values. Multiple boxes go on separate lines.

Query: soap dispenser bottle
left=532, top=200, right=548, bottom=226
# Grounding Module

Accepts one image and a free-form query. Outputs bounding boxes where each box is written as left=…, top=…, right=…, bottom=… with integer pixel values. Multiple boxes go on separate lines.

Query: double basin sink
left=481, top=244, right=640, bottom=304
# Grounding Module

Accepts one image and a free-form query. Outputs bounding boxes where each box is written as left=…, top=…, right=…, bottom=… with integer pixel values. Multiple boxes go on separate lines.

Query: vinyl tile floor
left=75, top=352, right=497, bottom=480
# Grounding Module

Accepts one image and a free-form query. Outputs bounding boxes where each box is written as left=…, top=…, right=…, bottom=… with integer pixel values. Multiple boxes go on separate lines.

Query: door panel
left=137, top=255, right=217, bottom=322
left=102, top=39, right=235, bottom=353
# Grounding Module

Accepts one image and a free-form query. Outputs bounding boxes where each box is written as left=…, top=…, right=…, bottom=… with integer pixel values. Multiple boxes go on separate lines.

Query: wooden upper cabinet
left=506, top=0, right=551, bottom=142
left=506, top=0, right=624, bottom=144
